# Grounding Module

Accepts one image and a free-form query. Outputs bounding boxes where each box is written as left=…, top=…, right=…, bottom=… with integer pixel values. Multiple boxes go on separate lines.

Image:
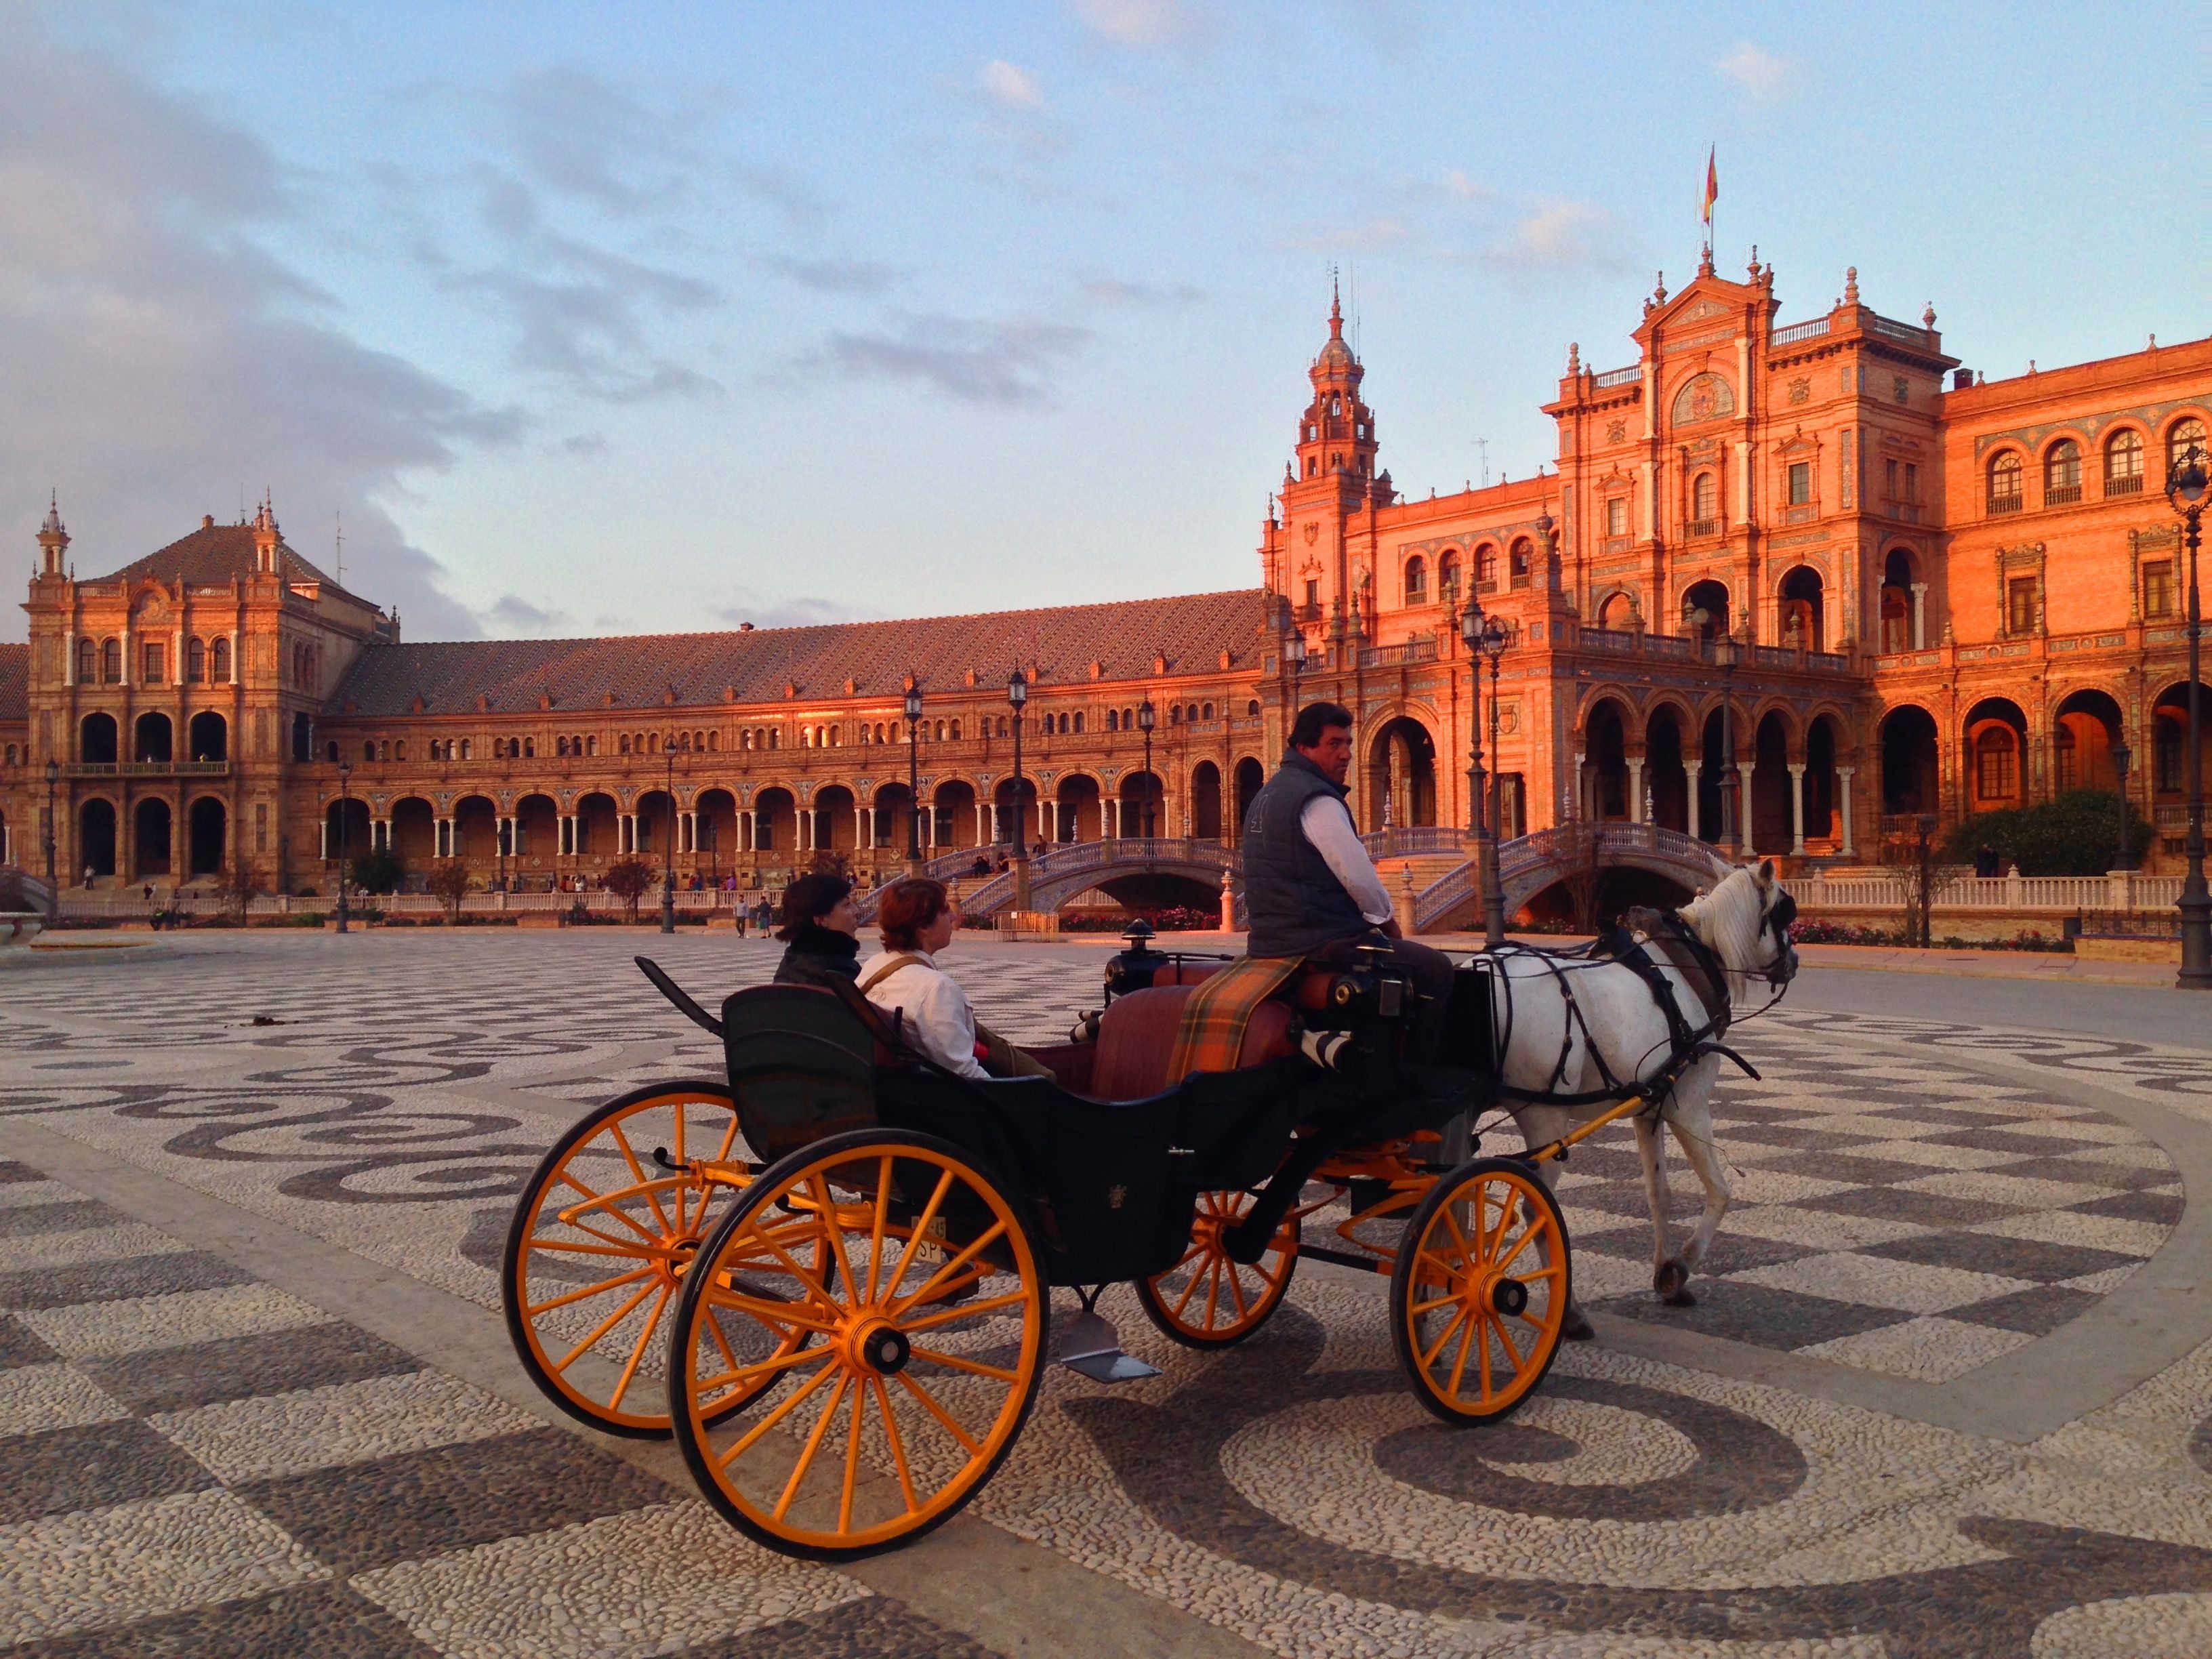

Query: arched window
left=949, top=719, right=962, bottom=740
left=1247, top=699, right=1261, bottom=717
left=588, top=735, right=599, bottom=754
left=1975, top=726, right=2018, bottom=801
left=1438, top=553, right=1462, bottom=604
left=461, top=739, right=474, bottom=761
left=1073, top=711, right=1084, bottom=733
left=934, top=720, right=946, bottom=742
left=768, top=730, right=779, bottom=749
left=1403, top=556, right=1427, bottom=604
left=2169, top=416, right=2207, bottom=477
left=1509, top=539, right=1533, bottom=587
left=619, top=734, right=632, bottom=754
left=1107, top=709, right=1119, bottom=733
left=556, top=737, right=569, bottom=757
left=393, top=740, right=405, bottom=760
left=2045, top=439, right=2081, bottom=503
left=1691, top=472, right=1719, bottom=525
left=1987, top=451, right=2024, bottom=512
left=707, top=731, right=718, bottom=751
left=2106, top=429, right=2145, bottom=495
left=77, top=640, right=96, bottom=683
left=364, top=740, right=377, bottom=763
left=102, top=638, right=121, bottom=682
left=1202, top=702, right=1214, bottom=720
left=1169, top=704, right=1181, bottom=725
left=211, top=638, right=231, bottom=682
left=187, top=638, right=207, bottom=682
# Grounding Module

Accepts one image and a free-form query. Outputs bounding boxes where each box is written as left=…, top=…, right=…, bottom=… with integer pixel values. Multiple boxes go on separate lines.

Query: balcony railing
left=1591, top=365, right=1641, bottom=388
left=1684, top=517, right=1723, bottom=539
left=65, top=760, right=230, bottom=779
left=1293, top=602, right=1323, bottom=623
left=1986, top=493, right=2024, bottom=515
left=1864, top=313, right=1936, bottom=348
left=1770, top=318, right=1831, bottom=345
left=1358, top=637, right=1439, bottom=670
left=2045, top=483, right=2081, bottom=507
left=2106, top=472, right=2145, bottom=497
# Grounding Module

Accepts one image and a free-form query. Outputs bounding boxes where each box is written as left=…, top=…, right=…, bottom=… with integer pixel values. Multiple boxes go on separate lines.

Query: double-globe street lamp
left=335, top=757, right=354, bottom=934
left=1136, top=697, right=1157, bottom=842
left=1459, top=598, right=1511, bottom=945
left=1008, top=670, right=1031, bottom=912
left=2167, top=441, right=2210, bottom=988
left=905, top=678, right=925, bottom=876
left=660, top=735, right=678, bottom=935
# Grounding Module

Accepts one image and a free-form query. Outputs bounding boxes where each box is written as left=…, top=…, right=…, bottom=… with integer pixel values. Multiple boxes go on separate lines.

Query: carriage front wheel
left=502, top=1081, right=771, bottom=1438
left=666, top=1127, right=1048, bottom=1560
left=1390, top=1158, right=1570, bottom=1425
left=1136, top=1189, right=1299, bottom=1348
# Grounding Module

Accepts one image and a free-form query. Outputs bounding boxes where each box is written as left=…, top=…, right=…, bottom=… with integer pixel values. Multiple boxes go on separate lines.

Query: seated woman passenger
left=860, top=878, right=1050, bottom=1079
left=771, top=873, right=861, bottom=989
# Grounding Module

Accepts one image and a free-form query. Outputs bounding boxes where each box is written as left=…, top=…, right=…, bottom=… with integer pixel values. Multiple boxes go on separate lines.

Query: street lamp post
left=1008, top=671, right=1031, bottom=912
left=2167, top=443, right=2210, bottom=987
left=1460, top=598, right=1488, bottom=859
left=2114, top=740, right=2133, bottom=875
left=659, top=737, right=678, bottom=935
left=1713, top=632, right=1742, bottom=861
left=335, top=758, right=353, bottom=934
left=1137, top=697, right=1157, bottom=842
left=43, top=758, right=59, bottom=919
left=1481, top=618, right=1510, bottom=945
left=904, top=679, right=924, bottom=876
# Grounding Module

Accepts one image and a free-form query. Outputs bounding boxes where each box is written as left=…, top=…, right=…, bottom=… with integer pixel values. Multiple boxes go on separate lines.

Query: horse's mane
left=1679, top=867, right=1765, bottom=970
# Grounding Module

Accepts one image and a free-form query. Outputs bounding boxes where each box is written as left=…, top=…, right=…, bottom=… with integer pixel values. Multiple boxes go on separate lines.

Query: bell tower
left=1287, top=279, right=1378, bottom=499
left=37, top=495, right=67, bottom=577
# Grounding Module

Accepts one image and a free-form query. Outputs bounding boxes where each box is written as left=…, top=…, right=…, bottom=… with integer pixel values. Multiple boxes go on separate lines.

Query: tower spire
left=1330, top=268, right=1342, bottom=339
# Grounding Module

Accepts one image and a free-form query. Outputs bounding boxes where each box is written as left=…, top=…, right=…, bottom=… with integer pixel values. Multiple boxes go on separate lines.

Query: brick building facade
left=2, top=249, right=2207, bottom=903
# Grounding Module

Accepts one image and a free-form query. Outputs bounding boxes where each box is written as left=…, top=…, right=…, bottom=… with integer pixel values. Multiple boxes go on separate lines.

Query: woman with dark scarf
left=771, top=872, right=861, bottom=989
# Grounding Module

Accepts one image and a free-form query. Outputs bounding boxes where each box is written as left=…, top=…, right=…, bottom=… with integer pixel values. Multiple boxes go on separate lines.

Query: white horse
left=1491, top=859, right=1798, bottom=1336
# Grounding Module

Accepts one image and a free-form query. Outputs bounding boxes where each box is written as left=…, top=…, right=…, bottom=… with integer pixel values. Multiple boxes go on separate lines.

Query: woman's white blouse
left=860, top=950, right=989, bottom=1079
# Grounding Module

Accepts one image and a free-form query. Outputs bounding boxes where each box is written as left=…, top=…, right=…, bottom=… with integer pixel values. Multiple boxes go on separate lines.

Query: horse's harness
left=1488, top=897, right=1792, bottom=1115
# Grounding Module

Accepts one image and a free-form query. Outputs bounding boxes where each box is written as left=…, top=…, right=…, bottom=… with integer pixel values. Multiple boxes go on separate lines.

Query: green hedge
left=1940, top=790, right=2151, bottom=877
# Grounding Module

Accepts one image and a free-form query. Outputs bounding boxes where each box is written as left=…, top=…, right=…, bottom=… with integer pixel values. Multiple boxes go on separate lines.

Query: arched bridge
left=857, top=838, right=1237, bottom=921
left=1410, top=823, right=1729, bottom=933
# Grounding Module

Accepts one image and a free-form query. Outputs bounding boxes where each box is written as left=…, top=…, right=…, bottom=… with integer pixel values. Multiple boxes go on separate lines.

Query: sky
left=1, top=1, right=2198, bottom=647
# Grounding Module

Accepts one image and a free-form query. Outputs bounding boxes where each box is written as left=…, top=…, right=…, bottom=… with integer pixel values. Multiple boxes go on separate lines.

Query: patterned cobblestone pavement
left=1, top=931, right=2208, bottom=1657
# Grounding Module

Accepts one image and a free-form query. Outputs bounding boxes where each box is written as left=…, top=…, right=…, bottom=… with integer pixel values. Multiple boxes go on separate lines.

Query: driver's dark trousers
left=1307, top=933, right=1458, bottom=1062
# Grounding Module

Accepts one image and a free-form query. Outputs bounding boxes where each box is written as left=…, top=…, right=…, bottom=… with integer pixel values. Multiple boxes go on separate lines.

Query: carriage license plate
left=907, top=1218, right=949, bottom=1267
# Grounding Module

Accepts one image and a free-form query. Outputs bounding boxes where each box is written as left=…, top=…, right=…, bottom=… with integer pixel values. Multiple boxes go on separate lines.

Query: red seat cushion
left=1090, top=985, right=1298, bottom=1102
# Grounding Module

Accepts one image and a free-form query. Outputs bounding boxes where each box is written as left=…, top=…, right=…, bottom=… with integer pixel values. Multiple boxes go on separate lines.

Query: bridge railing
left=1359, top=826, right=1469, bottom=859
left=956, top=836, right=1235, bottom=916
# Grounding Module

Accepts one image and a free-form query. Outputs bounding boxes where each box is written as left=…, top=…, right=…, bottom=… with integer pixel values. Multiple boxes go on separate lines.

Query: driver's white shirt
left=1299, top=795, right=1395, bottom=926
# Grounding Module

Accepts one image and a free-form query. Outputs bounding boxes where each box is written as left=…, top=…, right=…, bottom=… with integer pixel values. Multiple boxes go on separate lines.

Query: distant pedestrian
left=1973, top=844, right=2000, bottom=879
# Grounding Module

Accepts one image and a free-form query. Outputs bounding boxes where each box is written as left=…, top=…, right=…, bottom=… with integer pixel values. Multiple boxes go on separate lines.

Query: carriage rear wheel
left=1390, top=1158, right=1570, bottom=1425
left=1136, top=1190, right=1299, bottom=1348
left=667, top=1128, right=1048, bottom=1559
left=503, top=1081, right=774, bottom=1438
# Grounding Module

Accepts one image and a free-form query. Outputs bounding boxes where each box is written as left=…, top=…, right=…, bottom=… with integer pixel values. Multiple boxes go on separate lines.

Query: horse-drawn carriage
left=499, top=865, right=1795, bottom=1560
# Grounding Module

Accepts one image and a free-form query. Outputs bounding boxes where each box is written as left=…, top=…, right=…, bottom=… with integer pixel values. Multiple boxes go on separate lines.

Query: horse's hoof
left=1562, top=1306, right=1596, bottom=1342
left=1654, top=1259, right=1693, bottom=1305
left=1662, top=1286, right=1698, bottom=1308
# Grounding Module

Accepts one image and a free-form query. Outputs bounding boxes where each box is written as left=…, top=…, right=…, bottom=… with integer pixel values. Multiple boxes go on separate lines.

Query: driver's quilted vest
left=1241, top=749, right=1368, bottom=958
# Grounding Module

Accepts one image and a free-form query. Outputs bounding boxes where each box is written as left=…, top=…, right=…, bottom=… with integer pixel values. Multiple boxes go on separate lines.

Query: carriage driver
left=1242, top=701, right=1458, bottom=1060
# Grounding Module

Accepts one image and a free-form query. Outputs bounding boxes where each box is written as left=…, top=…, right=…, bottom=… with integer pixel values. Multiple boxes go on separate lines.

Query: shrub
left=603, top=858, right=659, bottom=922
left=350, top=846, right=404, bottom=895
left=425, top=859, right=472, bottom=921
left=1941, top=790, right=2152, bottom=877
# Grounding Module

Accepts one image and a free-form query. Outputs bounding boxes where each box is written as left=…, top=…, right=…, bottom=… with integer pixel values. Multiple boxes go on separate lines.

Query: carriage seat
left=1147, top=958, right=1356, bottom=1015
left=1089, top=984, right=1297, bottom=1101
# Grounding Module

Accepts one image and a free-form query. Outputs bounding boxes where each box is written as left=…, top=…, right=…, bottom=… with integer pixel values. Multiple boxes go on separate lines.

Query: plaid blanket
left=1165, top=955, right=1303, bottom=1080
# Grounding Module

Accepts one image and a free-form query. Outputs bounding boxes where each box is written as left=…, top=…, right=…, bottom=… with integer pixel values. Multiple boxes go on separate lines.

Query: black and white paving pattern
left=1, top=931, right=2207, bottom=1657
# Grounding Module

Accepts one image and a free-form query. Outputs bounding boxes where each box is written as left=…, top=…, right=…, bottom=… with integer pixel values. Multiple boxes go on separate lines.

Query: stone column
left=1685, top=762, right=1702, bottom=840
left=1910, top=583, right=1927, bottom=649
left=1837, top=767, right=1856, bottom=857
left=558, top=814, right=573, bottom=855
left=1788, top=763, right=1807, bottom=855
left=976, top=802, right=989, bottom=847
left=318, top=821, right=328, bottom=860
left=1626, top=757, right=1645, bottom=823
left=1740, top=760, right=1757, bottom=857
left=620, top=813, right=634, bottom=854
left=855, top=804, right=867, bottom=851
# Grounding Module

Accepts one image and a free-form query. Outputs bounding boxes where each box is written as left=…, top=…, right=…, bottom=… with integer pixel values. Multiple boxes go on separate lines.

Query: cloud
left=1282, top=216, right=1410, bottom=253
left=1486, top=201, right=1630, bottom=273
left=793, top=314, right=1092, bottom=406
left=1069, top=0, right=1202, bottom=47
left=1716, top=41, right=1797, bottom=100
left=554, top=433, right=609, bottom=458
left=1082, top=275, right=1203, bottom=308
left=758, top=253, right=903, bottom=295
left=483, top=594, right=569, bottom=631
left=979, top=60, right=1046, bottom=108
left=708, top=592, right=878, bottom=630
left=0, top=24, right=513, bottom=642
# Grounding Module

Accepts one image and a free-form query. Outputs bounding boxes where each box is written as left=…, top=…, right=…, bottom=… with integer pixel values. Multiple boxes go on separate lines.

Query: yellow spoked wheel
left=1136, top=1190, right=1298, bottom=1349
left=1390, top=1157, right=1570, bottom=1425
left=668, top=1128, right=1047, bottom=1560
left=503, top=1082, right=782, bottom=1438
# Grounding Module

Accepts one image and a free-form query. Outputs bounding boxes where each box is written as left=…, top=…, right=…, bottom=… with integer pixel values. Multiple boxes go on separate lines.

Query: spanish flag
left=1701, top=147, right=1718, bottom=227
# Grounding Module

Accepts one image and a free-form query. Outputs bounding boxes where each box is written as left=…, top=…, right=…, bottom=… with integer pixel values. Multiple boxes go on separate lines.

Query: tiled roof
left=329, top=590, right=1268, bottom=719
left=0, top=644, right=24, bottom=723
left=94, top=523, right=377, bottom=610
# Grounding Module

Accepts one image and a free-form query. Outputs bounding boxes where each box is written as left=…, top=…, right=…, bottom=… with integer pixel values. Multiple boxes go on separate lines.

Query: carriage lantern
left=2165, top=441, right=2209, bottom=986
